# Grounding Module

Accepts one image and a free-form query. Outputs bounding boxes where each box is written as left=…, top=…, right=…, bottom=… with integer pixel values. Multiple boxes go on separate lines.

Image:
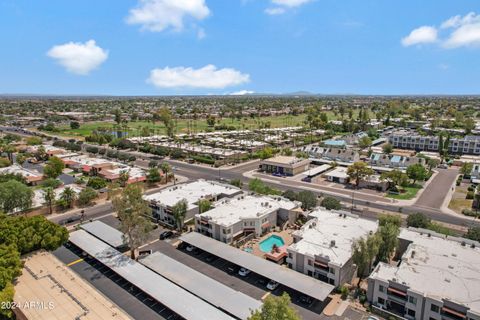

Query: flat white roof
left=198, top=194, right=298, bottom=227
left=370, top=228, right=480, bottom=312
left=324, top=167, right=348, bottom=179
left=0, top=164, right=42, bottom=179
left=180, top=232, right=334, bottom=301
left=143, top=180, right=240, bottom=208
left=141, top=252, right=262, bottom=319
left=305, top=164, right=331, bottom=176
left=289, top=209, right=378, bottom=266
left=261, top=155, right=309, bottom=166
left=69, top=230, right=234, bottom=320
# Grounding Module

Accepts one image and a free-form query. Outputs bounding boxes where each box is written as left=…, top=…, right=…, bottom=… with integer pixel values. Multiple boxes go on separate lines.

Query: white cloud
left=403, top=12, right=480, bottom=49
left=401, top=26, right=438, bottom=47
left=266, top=0, right=312, bottom=15
left=47, top=40, right=108, bottom=75
left=271, top=0, right=312, bottom=7
left=442, top=13, right=480, bottom=48
left=126, top=0, right=210, bottom=32
left=229, top=90, right=255, bottom=95
left=265, top=7, right=286, bottom=15
left=197, top=28, right=206, bottom=39
left=147, top=64, right=250, bottom=89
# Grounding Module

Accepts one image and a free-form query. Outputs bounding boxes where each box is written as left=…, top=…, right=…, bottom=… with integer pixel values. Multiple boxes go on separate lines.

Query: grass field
left=386, top=184, right=422, bottom=200
left=54, top=110, right=362, bottom=138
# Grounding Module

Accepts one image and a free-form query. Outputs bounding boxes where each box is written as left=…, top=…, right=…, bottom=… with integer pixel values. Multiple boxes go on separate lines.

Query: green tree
left=112, top=184, right=153, bottom=260
left=198, top=199, right=212, bottom=214
left=34, top=145, right=47, bottom=161
left=147, top=167, right=161, bottom=184
left=378, top=214, right=402, bottom=228
left=465, top=226, right=480, bottom=242
left=70, top=121, right=80, bottom=129
left=321, top=196, right=341, bottom=210
left=0, top=180, right=33, bottom=213
left=406, top=164, right=427, bottom=184
left=382, top=143, right=393, bottom=155
left=380, top=170, right=408, bottom=189
left=86, top=176, right=107, bottom=190
left=248, top=292, right=300, bottom=320
left=460, top=162, right=474, bottom=176
left=25, top=136, right=42, bottom=145
left=358, top=136, right=372, bottom=149
left=160, top=162, right=172, bottom=183
left=59, top=187, right=77, bottom=209
left=352, top=234, right=381, bottom=285
left=377, top=223, right=400, bottom=262
left=0, top=157, right=11, bottom=168
left=464, top=118, right=476, bottom=134
left=43, top=187, right=56, bottom=214
left=347, top=162, right=374, bottom=188
left=118, top=170, right=130, bottom=187
left=43, top=156, right=65, bottom=179
left=406, top=212, right=431, bottom=228
left=41, top=178, right=62, bottom=189
left=230, top=178, right=243, bottom=188
left=172, top=199, right=188, bottom=231
left=282, top=190, right=298, bottom=201
left=77, top=187, right=97, bottom=206
left=297, top=190, right=317, bottom=210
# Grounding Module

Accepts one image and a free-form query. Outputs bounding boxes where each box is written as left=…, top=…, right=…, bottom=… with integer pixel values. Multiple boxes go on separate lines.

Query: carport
left=69, top=230, right=234, bottom=320
left=80, top=220, right=126, bottom=250
left=141, top=252, right=262, bottom=319
left=179, top=232, right=335, bottom=302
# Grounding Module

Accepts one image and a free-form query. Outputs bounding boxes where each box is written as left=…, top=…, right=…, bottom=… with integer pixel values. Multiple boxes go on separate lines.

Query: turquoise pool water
left=243, top=247, right=253, bottom=253
left=259, top=235, right=285, bottom=253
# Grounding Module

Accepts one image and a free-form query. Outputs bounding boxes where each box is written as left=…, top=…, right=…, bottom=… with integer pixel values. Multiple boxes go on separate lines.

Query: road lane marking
left=66, top=258, right=84, bottom=267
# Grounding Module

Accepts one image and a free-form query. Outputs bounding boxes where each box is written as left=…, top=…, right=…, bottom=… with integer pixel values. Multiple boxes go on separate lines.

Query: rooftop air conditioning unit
left=330, top=240, right=336, bottom=247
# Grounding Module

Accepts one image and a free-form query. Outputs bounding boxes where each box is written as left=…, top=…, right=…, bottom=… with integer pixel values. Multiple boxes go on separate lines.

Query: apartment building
left=144, top=180, right=242, bottom=227
left=367, top=228, right=480, bottom=320
left=369, top=152, right=425, bottom=170
left=195, top=194, right=300, bottom=244
left=449, top=135, right=480, bottom=155
left=387, top=129, right=439, bottom=152
left=287, top=209, right=378, bottom=287
left=301, top=145, right=360, bottom=163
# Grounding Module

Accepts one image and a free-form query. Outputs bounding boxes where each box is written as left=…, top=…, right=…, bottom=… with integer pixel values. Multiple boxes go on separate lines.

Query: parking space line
left=261, top=292, right=271, bottom=300
left=66, top=258, right=84, bottom=267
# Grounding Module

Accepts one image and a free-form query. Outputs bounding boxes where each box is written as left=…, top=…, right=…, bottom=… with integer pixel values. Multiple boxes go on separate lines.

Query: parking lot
left=54, top=244, right=179, bottom=320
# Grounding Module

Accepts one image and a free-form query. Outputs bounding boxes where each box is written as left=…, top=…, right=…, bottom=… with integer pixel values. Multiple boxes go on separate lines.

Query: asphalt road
left=414, top=168, right=458, bottom=209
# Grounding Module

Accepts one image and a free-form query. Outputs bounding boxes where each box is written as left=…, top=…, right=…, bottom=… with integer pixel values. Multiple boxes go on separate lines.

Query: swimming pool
left=259, top=235, right=285, bottom=253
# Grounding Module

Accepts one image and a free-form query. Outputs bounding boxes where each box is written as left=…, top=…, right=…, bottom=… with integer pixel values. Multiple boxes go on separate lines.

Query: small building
left=369, top=152, right=425, bottom=170
left=323, top=139, right=347, bottom=148
left=144, top=180, right=242, bottom=227
left=0, top=164, right=43, bottom=185
left=367, top=228, right=480, bottom=320
left=287, top=209, right=378, bottom=286
left=324, top=167, right=349, bottom=183
left=259, top=156, right=310, bottom=176
left=195, top=194, right=301, bottom=244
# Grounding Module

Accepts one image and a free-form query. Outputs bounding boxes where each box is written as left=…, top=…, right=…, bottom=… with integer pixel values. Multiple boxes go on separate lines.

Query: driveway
left=414, top=168, right=459, bottom=209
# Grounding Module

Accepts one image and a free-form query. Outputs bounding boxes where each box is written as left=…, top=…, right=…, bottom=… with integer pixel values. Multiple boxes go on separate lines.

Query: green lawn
left=52, top=110, right=364, bottom=138
left=386, top=184, right=422, bottom=200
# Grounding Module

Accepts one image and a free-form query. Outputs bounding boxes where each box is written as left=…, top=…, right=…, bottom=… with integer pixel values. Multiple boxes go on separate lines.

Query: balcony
left=441, top=306, right=466, bottom=320
left=387, top=287, right=407, bottom=303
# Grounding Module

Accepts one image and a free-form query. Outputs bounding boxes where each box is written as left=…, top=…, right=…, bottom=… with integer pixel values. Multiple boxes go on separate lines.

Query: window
left=407, top=309, right=415, bottom=317
left=430, top=304, right=440, bottom=313
left=379, top=285, right=385, bottom=293
left=307, top=270, right=313, bottom=276
left=307, top=260, right=313, bottom=266
left=408, top=296, right=417, bottom=305
left=329, top=267, right=335, bottom=274
left=377, top=297, right=385, bottom=305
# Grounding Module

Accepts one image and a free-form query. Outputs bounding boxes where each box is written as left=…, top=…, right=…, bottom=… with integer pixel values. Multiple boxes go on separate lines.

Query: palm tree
left=172, top=199, right=188, bottom=231
left=43, top=187, right=55, bottom=214
left=160, top=162, right=172, bottom=184
left=60, top=187, right=77, bottom=209
left=118, top=170, right=130, bottom=187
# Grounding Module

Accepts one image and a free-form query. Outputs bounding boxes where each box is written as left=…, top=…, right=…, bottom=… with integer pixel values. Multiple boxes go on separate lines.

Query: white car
left=238, top=267, right=251, bottom=277
left=186, top=245, right=195, bottom=252
left=266, top=280, right=279, bottom=290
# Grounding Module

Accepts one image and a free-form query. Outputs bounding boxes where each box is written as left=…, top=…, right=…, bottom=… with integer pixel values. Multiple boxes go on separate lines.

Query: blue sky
left=0, top=0, right=479, bottom=95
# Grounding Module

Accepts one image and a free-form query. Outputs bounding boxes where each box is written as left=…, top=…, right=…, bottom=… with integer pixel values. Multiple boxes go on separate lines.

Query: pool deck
left=241, top=230, right=294, bottom=260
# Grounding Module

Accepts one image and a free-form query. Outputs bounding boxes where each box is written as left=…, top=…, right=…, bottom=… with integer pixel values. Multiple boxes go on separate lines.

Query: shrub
left=86, top=177, right=107, bottom=190
left=466, top=191, right=475, bottom=200
left=406, top=213, right=430, bottom=228
left=321, top=197, right=341, bottom=210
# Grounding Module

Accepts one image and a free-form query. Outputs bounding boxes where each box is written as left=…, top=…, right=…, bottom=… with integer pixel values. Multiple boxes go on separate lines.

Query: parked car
left=204, top=254, right=217, bottom=263
left=266, top=280, right=279, bottom=290
left=438, top=163, right=448, bottom=169
left=186, top=245, right=195, bottom=252
left=238, top=267, right=251, bottom=277
left=159, top=230, right=173, bottom=240
left=297, top=295, right=313, bottom=306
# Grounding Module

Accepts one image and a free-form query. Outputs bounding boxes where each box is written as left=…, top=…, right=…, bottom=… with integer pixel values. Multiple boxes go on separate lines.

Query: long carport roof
left=141, top=252, right=262, bottom=319
left=179, top=232, right=334, bottom=302
left=69, top=230, right=234, bottom=320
